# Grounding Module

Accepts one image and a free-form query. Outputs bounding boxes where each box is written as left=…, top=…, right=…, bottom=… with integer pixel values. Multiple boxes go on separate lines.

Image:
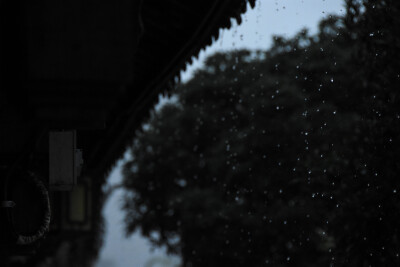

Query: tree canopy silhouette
left=122, top=1, right=400, bottom=266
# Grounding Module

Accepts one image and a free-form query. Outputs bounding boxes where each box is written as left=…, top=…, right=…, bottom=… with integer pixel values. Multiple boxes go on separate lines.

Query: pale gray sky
left=180, top=0, right=346, bottom=82
left=96, top=1, right=345, bottom=266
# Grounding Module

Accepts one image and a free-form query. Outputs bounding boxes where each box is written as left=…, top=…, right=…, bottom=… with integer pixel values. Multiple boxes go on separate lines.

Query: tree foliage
left=123, top=1, right=400, bottom=266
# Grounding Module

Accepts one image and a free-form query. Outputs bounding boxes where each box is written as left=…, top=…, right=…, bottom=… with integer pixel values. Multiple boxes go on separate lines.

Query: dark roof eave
left=85, top=0, right=256, bottom=179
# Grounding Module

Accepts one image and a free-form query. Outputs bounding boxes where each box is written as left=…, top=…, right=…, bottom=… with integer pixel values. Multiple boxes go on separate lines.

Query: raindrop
left=177, top=179, right=187, bottom=187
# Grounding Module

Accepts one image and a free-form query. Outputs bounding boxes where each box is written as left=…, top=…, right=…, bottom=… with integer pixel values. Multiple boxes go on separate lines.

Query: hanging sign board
left=49, top=131, right=79, bottom=191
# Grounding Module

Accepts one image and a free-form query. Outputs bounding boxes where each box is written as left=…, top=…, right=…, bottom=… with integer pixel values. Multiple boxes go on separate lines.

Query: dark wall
left=25, top=0, right=137, bottom=83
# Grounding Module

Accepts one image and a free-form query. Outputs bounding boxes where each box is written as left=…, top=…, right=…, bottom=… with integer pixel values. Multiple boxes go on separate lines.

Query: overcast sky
left=96, top=1, right=345, bottom=267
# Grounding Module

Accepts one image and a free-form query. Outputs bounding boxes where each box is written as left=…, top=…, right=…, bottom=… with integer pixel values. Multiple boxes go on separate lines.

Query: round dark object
left=5, top=172, right=51, bottom=245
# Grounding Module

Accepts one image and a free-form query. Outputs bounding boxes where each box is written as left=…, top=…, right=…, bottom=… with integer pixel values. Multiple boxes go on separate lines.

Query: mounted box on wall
left=49, top=131, right=83, bottom=191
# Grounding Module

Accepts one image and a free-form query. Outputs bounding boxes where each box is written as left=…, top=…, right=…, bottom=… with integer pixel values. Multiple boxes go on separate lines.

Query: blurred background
left=96, top=1, right=346, bottom=266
